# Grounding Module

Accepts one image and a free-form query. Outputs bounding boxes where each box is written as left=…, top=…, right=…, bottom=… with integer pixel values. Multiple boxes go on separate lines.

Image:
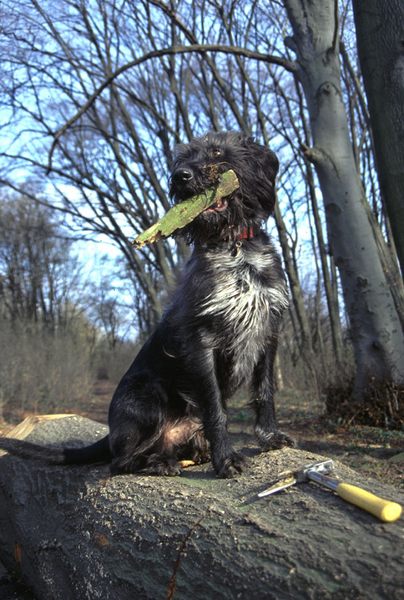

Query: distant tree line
left=0, top=191, right=81, bottom=328
left=0, top=191, right=137, bottom=420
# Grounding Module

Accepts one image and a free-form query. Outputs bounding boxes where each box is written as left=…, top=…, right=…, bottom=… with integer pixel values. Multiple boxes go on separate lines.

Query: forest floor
left=1, top=379, right=402, bottom=488
left=80, top=380, right=404, bottom=487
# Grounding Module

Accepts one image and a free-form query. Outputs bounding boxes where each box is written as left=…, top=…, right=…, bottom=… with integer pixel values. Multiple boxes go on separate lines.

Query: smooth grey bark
left=282, top=0, right=404, bottom=392
left=293, top=74, right=345, bottom=366
left=352, top=0, right=404, bottom=277
left=0, top=416, right=403, bottom=600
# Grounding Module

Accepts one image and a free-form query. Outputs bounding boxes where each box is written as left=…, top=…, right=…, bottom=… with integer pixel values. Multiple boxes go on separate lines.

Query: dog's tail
left=0, top=435, right=111, bottom=465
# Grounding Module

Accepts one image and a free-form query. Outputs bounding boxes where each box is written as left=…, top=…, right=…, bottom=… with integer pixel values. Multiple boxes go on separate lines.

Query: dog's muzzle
left=170, top=167, right=198, bottom=200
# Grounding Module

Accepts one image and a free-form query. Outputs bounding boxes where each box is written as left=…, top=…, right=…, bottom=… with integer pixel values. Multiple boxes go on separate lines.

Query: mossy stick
left=132, top=169, right=239, bottom=249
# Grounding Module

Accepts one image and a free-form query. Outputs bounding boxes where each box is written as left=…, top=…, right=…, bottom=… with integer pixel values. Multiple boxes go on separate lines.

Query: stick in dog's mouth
left=132, top=170, right=239, bottom=248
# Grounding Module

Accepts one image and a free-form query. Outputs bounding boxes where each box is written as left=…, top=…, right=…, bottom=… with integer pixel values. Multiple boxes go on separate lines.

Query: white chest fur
left=197, top=246, right=288, bottom=355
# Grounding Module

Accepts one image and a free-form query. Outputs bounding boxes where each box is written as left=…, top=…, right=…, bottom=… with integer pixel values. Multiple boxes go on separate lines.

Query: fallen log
left=0, top=415, right=402, bottom=600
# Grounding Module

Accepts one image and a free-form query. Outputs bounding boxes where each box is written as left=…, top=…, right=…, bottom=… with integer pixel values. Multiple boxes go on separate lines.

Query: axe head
left=294, top=459, right=334, bottom=482
left=258, top=459, right=335, bottom=498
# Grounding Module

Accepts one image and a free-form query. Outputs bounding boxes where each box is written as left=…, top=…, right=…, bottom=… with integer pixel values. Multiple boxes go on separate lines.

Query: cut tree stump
left=0, top=416, right=403, bottom=600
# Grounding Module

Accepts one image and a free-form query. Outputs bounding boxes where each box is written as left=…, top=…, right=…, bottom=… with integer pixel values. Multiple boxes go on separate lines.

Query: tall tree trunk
left=282, top=0, right=404, bottom=395
left=352, top=0, right=404, bottom=277
left=294, top=73, right=345, bottom=367
left=306, top=161, right=344, bottom=366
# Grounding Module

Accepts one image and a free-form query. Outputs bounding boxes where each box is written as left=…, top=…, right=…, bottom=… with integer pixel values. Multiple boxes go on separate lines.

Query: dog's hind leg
left=167, top=418, right=210, bottom=464
left=108, top=378, right=180, bottom=476
left=252, top=336, right=295, bottom=450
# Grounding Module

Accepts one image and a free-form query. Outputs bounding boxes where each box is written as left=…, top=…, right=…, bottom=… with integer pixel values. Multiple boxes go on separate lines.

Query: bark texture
left=352, top=0, right=404, bottom=277
left=0, top=416, right=403, bottom=600
left=283, top=0, right=404, bottom=391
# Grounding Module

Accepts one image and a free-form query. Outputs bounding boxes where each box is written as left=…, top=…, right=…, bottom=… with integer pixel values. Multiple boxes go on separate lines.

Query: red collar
left=236, top=226, right=255, bottom=240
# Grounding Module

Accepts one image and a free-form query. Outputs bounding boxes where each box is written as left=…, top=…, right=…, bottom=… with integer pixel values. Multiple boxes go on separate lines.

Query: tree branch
left=47, top=43, right=297, bottom=172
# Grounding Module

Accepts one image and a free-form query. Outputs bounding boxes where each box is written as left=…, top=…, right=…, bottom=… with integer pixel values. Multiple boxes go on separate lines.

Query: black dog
left=0, top=132, right=294, bottom=478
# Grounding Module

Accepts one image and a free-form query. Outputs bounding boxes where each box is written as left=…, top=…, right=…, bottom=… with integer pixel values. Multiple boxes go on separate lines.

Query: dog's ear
left=240, top=136, right=279, bottom=180
left=244, top=140, right=279, bottom=215
left=249, top=141, right=279, bottom=181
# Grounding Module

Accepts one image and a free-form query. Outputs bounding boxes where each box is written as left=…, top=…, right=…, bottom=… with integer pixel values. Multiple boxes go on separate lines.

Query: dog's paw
left=215, top=451, right=247, bottom=478
left=256, top=427, right=296, bottom=451
left=154, top=460, right=182, bottom=476
left=192, top=450, right=211, bottom=465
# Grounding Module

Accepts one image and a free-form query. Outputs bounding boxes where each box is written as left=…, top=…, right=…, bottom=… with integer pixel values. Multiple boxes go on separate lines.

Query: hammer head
left=295, top=459, right=334, bottom=482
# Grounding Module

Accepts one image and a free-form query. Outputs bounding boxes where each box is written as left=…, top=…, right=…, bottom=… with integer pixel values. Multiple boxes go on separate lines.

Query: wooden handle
left=336, top=483, right=402, bottom=522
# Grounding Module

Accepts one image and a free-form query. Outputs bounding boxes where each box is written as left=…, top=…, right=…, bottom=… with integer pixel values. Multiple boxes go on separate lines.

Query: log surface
left=0, top=416, right=403, bottom=600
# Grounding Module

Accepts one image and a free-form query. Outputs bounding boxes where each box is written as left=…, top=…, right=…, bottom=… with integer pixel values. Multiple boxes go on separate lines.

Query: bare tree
left=88, top=274, right=127, bottom=350
left=0, top=189, right=81, bottom=329
left=352, top=0, right=404, bottom=277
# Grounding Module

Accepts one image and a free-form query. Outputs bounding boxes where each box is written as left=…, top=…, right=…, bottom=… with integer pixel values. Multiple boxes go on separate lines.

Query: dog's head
left=170, top=132, right=279, bottom=243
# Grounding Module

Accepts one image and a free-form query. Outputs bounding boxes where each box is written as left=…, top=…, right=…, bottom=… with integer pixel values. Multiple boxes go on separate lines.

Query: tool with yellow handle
left=259, top=459, right=402, bottom=522
left=307, top=465, right=402, bottom=523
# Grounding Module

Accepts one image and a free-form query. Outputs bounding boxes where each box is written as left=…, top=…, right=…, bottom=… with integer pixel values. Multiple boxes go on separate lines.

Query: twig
left=166, top=515, right=204, bottom=600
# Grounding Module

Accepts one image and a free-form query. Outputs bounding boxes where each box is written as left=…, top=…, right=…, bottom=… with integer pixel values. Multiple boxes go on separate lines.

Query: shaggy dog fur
left=0, top=132, right=294, bottom=478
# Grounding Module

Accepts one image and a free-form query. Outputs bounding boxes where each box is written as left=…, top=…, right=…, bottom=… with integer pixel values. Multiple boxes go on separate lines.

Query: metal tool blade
left=258, top=475, right=297, bottom=498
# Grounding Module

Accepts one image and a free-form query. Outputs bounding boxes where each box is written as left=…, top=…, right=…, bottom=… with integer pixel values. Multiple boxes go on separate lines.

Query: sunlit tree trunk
left=283, top=0, right=404, bottom=395
left=294, top=76, right=344, bottom=366
left=306, top=159, right=344, bottom=366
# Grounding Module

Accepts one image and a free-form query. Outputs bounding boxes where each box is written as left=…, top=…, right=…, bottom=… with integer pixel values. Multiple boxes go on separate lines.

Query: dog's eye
left=211, top=148, right=222, bottom=157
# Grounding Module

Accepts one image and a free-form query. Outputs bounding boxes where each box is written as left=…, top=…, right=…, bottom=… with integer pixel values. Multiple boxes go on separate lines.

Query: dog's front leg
left=252, top=337, right=295, bottom=451
left=190, top=349, right=245, bottom=478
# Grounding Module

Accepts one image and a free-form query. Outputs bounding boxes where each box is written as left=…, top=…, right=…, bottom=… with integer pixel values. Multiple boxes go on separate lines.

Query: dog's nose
left=172, top=168, right=194, bottom=183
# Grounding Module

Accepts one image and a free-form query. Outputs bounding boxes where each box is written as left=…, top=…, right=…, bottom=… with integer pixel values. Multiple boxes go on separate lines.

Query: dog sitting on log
left=0, top=132, right=294, bottom=478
